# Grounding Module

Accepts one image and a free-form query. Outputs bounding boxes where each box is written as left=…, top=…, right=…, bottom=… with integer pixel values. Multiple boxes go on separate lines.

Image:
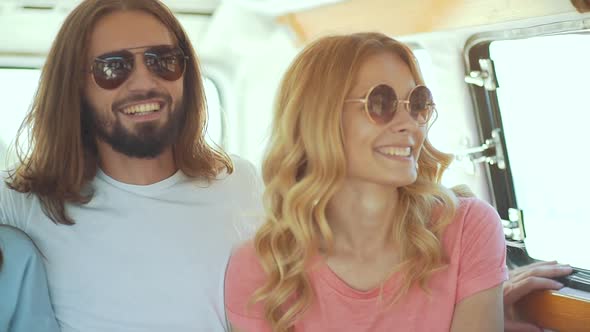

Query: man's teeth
left=122, top=103, right=160, bottom=115
left=380, top=147, right=412, bottom=157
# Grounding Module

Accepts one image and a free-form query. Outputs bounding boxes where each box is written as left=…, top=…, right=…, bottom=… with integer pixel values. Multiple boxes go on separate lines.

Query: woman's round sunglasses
left=89, top=45, right=189, bottom=90
left=344, top=84, right=436, bottom=126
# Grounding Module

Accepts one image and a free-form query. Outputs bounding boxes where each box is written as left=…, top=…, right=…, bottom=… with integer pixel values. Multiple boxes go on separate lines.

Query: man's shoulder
left=0, top=169, right=26, bottom=199
left=0, top=169, right=11, bottom=184
left=211, top=155, right=261, bottom=190
left=178, top=155, right=262, bottom=207
left=0, top=170, right=20, bottom=203
left=0, top=169, right=40, bottom=230
left=229, top=154, right=259, bottom=178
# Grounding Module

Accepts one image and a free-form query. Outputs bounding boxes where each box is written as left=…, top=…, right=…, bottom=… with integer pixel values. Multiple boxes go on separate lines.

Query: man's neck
left=97, top=142, right=177, bottom=185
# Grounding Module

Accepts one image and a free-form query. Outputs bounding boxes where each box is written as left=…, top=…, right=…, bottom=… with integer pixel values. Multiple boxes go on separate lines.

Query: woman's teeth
left=379, top=147, right=411, bottom=157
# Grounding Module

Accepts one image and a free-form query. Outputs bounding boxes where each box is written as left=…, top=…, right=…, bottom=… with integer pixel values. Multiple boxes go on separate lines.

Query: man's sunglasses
left=89, top=45, right=189, bottom=90
left=344, top=84, right=436, bottom=126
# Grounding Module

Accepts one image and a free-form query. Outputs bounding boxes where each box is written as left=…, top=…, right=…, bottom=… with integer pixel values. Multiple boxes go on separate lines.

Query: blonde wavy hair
left=6, top=0, right=232, bottom=225
left=252, top=32, right=466, bottom=331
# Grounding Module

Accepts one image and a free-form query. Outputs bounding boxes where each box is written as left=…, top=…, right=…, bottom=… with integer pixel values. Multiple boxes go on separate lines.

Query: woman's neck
left=326, top=180, right=400, bottom=257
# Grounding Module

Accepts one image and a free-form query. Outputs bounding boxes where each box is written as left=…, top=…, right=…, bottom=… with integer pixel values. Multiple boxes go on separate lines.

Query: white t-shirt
left=0, top=156, right=263, bottom=332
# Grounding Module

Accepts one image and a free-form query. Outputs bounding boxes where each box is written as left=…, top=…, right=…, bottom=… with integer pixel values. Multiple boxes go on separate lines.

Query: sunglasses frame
left=344, top=84, right=436, bottom=126
left=89, top=44, right=189, bottom=90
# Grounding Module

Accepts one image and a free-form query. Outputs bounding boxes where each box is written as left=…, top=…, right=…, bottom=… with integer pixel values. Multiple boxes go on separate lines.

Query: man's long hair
left=7, top=0, right=232, bottom=225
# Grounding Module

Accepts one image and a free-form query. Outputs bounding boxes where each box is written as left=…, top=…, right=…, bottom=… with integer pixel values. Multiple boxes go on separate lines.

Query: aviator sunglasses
left=344, top=84, right=436, bottom=126
left=89, top=45, right=189, bottom=90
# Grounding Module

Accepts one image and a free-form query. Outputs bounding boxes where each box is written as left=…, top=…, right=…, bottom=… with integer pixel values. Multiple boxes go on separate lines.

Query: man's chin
left=93, top=103, right=184, bottom=159
left=111, top=142, right=169, bottom=159
left=119, top=114, right=166, bottom=126
left=121, top=119, right=162, bottom=131
left=95, top=130, right=171, bottom=159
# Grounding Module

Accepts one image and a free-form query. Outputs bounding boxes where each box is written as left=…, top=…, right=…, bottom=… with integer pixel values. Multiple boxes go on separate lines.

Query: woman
left=0, top=225, right=60, bottom=331
left=225, top=32, right=507, bottom=332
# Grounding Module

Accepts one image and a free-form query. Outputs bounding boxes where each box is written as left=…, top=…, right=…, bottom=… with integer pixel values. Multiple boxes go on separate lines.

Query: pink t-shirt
left=225, top=197, right=508, bottom=332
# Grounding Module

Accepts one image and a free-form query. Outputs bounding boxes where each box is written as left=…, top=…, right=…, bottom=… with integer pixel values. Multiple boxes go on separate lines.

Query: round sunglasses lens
left=409, top=86, right=434, bottom=124
left=367, top=84, right=397, bottom=124
left=145, top=48, right=186, bottom=81
left=93, top=57, right=132, bottom=90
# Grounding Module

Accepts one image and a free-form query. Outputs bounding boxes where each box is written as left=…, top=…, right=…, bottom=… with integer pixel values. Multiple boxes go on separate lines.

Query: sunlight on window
left=0, top=68, right=40, bottom=168
left=413, top=47, right=461, bottom=186
left=412, top=48, right=439, bottom=103
left=203, top=77, right=223, bottom=148
left=491, top=34, right=590, bottom=269
left=0, top=68, right=224, bottom=168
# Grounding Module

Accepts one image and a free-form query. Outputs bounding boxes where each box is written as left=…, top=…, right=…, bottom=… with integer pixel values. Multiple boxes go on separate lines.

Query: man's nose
left=124, top=54, right=159, bottom=91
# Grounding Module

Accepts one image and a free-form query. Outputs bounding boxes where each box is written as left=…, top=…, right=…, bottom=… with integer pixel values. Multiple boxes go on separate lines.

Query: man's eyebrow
left=94, top=44, right=176, bottom=57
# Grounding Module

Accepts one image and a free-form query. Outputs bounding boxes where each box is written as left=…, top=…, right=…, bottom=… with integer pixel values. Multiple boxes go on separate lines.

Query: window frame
left=464, top=19, right=590, bottom=287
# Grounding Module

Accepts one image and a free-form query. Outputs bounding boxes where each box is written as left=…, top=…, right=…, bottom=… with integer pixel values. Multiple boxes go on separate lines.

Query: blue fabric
left=0, top=225, right=60, bottom=332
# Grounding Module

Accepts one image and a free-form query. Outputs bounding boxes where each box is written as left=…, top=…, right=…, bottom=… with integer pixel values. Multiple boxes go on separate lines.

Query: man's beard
left=83, top=94, right=186, bottom=159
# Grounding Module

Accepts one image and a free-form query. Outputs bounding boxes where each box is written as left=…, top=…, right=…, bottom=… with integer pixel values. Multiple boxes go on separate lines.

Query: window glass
left=0, top=68, right=40, bottom=167
left=412, top=48, right=439, bottom=102
left=490, top=34, right=590, bottom=269
left=203, top=76, right=223, bottom=147
left=0, top=67, right=223, bottom=167
left=412, top=47, right=462, bottom=187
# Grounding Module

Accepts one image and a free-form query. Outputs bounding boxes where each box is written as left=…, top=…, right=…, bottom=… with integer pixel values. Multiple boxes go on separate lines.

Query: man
left=0, top=0, right=572, bottom=331
left=0, top=0, right=262, bottom=331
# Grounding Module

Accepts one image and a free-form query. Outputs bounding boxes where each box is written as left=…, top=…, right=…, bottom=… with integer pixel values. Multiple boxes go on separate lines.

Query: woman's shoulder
left=444, top=198, right=508, bottom=302
left=442, top=197, right=505, bottom=256
left=225, top=241, right=268, bottom=319
left=455, top=197, right=500, bottom=225
left=229, top=241, right=260, bottom=269
left=227, top=241, right=267, bottom=285
left=0, top=225, right=43, bottom=298
left=439, top=196, right=503, bottom=245
left=0, top=225, right=40, bottom=260
left=0, top=227, right=60, bottom=332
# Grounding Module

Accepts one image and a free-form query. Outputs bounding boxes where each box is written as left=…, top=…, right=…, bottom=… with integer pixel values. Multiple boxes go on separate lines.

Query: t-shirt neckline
left=312, top=255, right=401, bottom=300
left=96, top=168, right=187, bottom=194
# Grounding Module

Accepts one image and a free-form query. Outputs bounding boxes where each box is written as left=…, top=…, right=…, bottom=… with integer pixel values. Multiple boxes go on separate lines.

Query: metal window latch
left=455, top=128, right=506, bottom=170
left=558, top=271, right=590, bottom=293
left=502, top=208, right=526, bottom=241
left=465, top=59, right=498, bottom=91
